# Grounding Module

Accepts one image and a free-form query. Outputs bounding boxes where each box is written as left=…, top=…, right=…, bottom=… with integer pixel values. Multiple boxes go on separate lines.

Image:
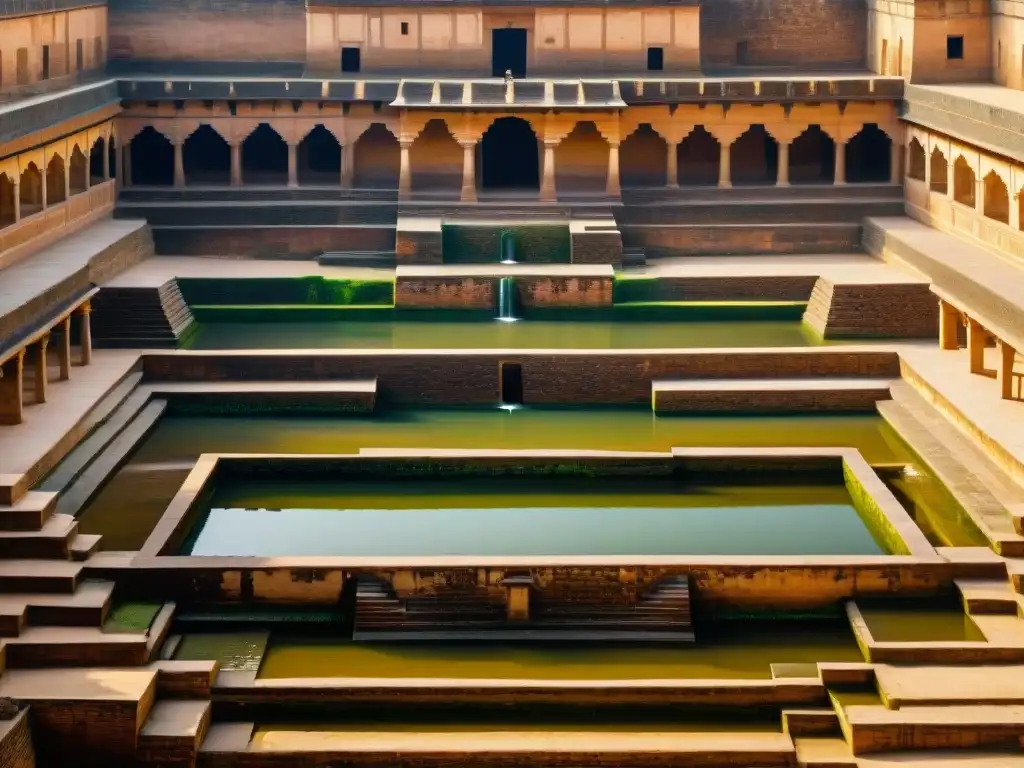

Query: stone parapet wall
left=613, top=275, right=818, bottom=302
left=0, top=712, right=35, bottom=768
left=621, top=223, right=861, bottom=256
left=570, top=230, right=622, bottom=266
left=151, top=226, right=395, bottom=258
left=802, top=279, right=938, bottom=339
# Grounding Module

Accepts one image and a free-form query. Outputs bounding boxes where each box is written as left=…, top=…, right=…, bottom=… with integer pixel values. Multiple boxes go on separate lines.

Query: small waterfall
left=500, top=232, right=517, bottom=264
left=497, top=277, right=517, bottom=322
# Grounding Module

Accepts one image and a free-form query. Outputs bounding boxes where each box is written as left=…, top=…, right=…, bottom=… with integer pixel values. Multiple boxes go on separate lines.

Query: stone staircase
left=621, top=245, right=646, bottom=268
left=354, top=576, right=506, bottom=636
left=802, top=279, right=938, bottom=339
left=91, top=279, right=196, bottom=349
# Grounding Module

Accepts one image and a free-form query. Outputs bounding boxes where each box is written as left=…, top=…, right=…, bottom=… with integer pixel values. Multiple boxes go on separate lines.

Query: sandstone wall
left=0, top=5, right=106, bottom=93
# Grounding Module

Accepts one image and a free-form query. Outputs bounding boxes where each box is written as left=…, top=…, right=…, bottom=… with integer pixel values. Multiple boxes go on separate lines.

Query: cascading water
left=497, top=277, right=517, bottom=322
left=500, top=232, right=517, bottom=264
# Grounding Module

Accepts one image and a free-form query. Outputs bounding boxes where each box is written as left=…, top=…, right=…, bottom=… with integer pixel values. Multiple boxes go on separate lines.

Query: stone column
left=12, top=181, right=20, bottom=223
left=967, top=317, right=987, bottom=375
left=998, top=340, right=1018, bottom=400
left=1012, top=191, right=1021, bottom=231
left=975, top=177, right=985, bottom=214
left=103, top=139, right=110, bottom=180
left=41, top=165, right=48, bottom=209
left=124, top=142, right=133, bottom=187
left=606, top=141, right=621, bottom=197
left=0, top=350, right=25, bottom=426
left=398, top=139, right=413, bottom=201
left=64, top=161, right=70, bottom=202
left=718, top=140, right=732, bottom=189
left=834, top=140, right=847, bottom=186
left=666, top=141, right=679, bottom=188
left=777, top=141, right=791, bottom=187
left=459, top=140, right=477, bottom=203
left=57, top=316, right=71, bottom=380
left=173, top=141, right=185, bottom=187
left=938, top=299, right=961, bottom=350
left=230, top=143, right=242, bottom=187
left=84, top=161, right=91, bottom=191
left=287, top=143, right=298, bottom=188
left=890, top=142, right=901, bottom=185
left=79, top=302, right=92, bottom=366
left=341, top=143, right=354, bottom=189
left=33, top=334, right=49, bottom=405
left=540, top=141, right=557, bottom=202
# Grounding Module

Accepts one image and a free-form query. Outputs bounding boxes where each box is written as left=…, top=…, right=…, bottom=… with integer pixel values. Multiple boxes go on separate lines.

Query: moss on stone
left=177, top=277, right=395, bottom=307
left=103, top=601, right=164, bottom=634
left=844, top=460, right=911, bottom=556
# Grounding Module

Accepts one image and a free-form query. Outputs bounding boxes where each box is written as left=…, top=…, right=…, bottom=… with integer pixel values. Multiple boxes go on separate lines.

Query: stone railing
left=0, top=180, right=115, bottom=269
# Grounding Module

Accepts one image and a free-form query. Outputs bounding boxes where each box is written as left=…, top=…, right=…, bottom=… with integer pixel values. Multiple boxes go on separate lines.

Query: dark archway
left=621, top=124, right=667, bottom=188
left=242, top=123, right=288, bottom=185
left=131, top=127, right=174, bottom=186
left=19, top=164, right=43, bottom=216
left=952, top=156, right=975, bottom=207
left=846, top=124, right=891, bottom=183
left=410, top=119, right=462, bottom=193
left=69, top=146, right=88, bottom=194
left=907, top=138, right=925, bottom=182
left=984, top=171, right=1010, bottom=224
left=789, top=125, right=834, bottom=184
left=184, top=125, right=230, bottom=185
left=298, top=125, right=342, bottom=185
left=678, top=126, right=719, bottom=186
left=731, top=125, right=777, bottom=185
left=0, top=173, right=16, bottom=226
left=46, top=154, right=67, bottom=204
left=929, top=148, right=948, bottom=194
left=353, top=124, right=400, bottom=189
left=481, top=117, right=539, bottom=190
left=89, top=137, right=106, bottom=184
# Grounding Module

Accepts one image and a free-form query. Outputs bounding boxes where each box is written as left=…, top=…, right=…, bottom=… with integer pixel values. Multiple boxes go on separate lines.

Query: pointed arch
left=242, top=123, right=288, bottom=185
left=678, top=126, right=719, bottom=186
left=983, top=171, right=1009, bottom=224
left=620, top=124, right=667, bottom=188
left=409, top=119, right=461, bottom=193
left=131, top=126, right=174, bottom=186
left=0, top=172, right=16, bottom=226
left=298, top=125, right=342, bottom=185
left=19, top=163, right=43, bottom=215
left=90, top=136, right=106, bottom=184
left=953, top=156, right=976, bottom=207
left=184, top=125, right=230, bottom=186
left=929, top=147, right=948, bottom=194
left=907, top=138, right=926, bottom=182
left=353, top=123, right=400, bottom=189
left=845, top=124, right=891, bottom=183
left=731, top=125, right=778, bottom=185
left=69, top=145, right=88, bottom=194
left=46, top=153, right=67, bottom=204
left=790, top=125, right=835, bottom=184
left=555, top=121, right=609, bottom=194
left=481, top=117, right=539, bottom=190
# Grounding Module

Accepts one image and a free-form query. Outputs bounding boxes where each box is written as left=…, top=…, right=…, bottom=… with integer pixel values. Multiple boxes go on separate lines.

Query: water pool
left=185, top=319, right=829, bottom=350
left=183, top=478, right=883, bottom=558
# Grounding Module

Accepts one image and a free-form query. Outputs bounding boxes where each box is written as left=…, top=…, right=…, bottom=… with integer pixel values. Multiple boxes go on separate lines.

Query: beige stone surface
left=636, top=253, right=923, bottom=284
left=0, top=667, right=155, bottom=701
left=876, top=665, right=1024, bottom=706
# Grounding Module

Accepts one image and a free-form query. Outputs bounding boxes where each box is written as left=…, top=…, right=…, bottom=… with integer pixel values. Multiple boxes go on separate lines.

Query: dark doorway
left=242, top=123, right=288, bottom=185
left=183, top=125, right=231, bottom=185
left=500, top=362, right=524, bottom=405
left=481, top=117, right=539, bottom=190
left=130, top=127, right=174, bottom=186
left=492, top=28, right=527, bottom=78
left=341, top=47, right=361, bottom=73
left=845, top=124, right=891, bottom=183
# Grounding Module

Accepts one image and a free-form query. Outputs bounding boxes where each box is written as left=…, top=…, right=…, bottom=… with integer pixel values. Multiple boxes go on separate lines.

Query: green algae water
left=185, top=319, right=827, bottom=350
left=183, top=478, right=883, bottom=558
left=76, top=410, right=983, bottom=551
left=858, top=606, right=986, bottom=642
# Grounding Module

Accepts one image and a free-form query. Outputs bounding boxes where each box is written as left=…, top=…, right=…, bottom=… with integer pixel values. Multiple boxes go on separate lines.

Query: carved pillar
left=606, top=141, right=621, bottom=197
left=341, top=143, right=354, bottom=188
left=666, top=141, right=678, bottom=188
left=102, top=138, right=110, bottom=180
left=890, top=142, right=901, bottom=185
left=998, top=340, right=1018, bottom=400
left=173, top=141, right=185, bottom=187
left=398, top=139, right=413, bottom=200
left=64, top=159, right=70, bottom=201
left=57, top=316, right=72, bottom=380
left=938, top=300, right=960, bottom=351
left=540, top=141, right=558, bottom=202
left=718, top=140, right=732, bottom=189
left=459, top=140, right=477, bottom=203
left=0, top=350, right=25, bottom=426
left=12, top=181, right=19, bottom=222
left=1012, top=189, right=1021, bottom=231
left=967, top=318, right=987, bottom=375
left=777, top=141, right=791, bottom=187
left=41, top=164, right=47, bottom=209
left=834, top=140, right=847, bottom=185
left=78, top=302, right=92, bottom=366
left=230, top=143, right=242, bottom=187
left=33, top=334, right=49, bottom=405
left=947, top=158, right=955, bottom=198
left=287, top=143, right=299, bottom=188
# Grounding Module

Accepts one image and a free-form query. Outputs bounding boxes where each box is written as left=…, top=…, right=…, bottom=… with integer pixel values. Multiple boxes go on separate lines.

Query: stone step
left=317, top=250, right=396, bottom=267
left=153, top=659, right=219, bottom=697
left=0, top=513, right=78, bottom=559
left=0, top=560, right=82, bottom=594
left=70, top=533, right=103, bottom=561
left=955, top=579, right=1021, bottom=615
left=652, top=378, right=892, bottom=414
left=3, top=625, right=151, bottom=667
left=794, top=736, right=857, bottom=767
left=0, top=579, right=114, bottom=636
left=138, top=699, right=213, bottom=764
left=843, top=703, right=1024, bottom=754
left=0, top=491, right=57, bottom=532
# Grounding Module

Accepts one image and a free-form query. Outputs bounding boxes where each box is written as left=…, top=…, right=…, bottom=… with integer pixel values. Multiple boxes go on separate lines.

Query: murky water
left=256, top=622, right=863, bottom=680
left=186, top=320, right=828, bottom=350
left=172, top=631, right=269, bottom=671
left=858, top=606, right=986, bottom=642
left=75, top=410, right=982, bottom=552
left=185, top=478, right=882, bottom=557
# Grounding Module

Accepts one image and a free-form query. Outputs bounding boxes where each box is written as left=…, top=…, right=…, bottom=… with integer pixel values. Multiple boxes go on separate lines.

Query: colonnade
left=938, top=299, right=1021, bottom=401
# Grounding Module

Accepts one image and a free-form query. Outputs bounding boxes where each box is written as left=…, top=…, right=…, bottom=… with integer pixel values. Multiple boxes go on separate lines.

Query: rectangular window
left=646, top=46, right=664, bottom=71
left=41, top=44, right=50, bottom=79
left=947, top=35, right=964, bottom=60
left=500, top=362, right=524, bottom=406
left=400, top=21, right=409, bottom=35
left=16, top=47, right=28, bottom=84
left=76, top=38, right=83, bottom=71
left=735, top=40, right=749, bottom=66
left=341, top=47, right=361, bottom=72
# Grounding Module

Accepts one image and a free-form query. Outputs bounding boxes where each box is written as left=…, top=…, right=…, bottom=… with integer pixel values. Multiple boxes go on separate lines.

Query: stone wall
left=393, top=276, right=613, bottom=309
left=141, top=349, right=901, bottom=406
left=395, top=228, right=442, bottom=265
left=614, top=275, right=818, bottom=302
left=0, top=712, right=35, bottom=768
left=570, top=230, right=622, bottom=266
left=802, top=279, right=939, bottom=339
left=700, top=0, right=866, bottom=70
left=152, top=226, right=395, bottom=258
left=910, top=0, right=992, bottom=83
left=108, top=0, right=306, bottom=63
left=621, top=223, right=862, bottom=256
left=441, top=225, right=571, bottom=265
left=0, top=5, right=107, bottom=93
